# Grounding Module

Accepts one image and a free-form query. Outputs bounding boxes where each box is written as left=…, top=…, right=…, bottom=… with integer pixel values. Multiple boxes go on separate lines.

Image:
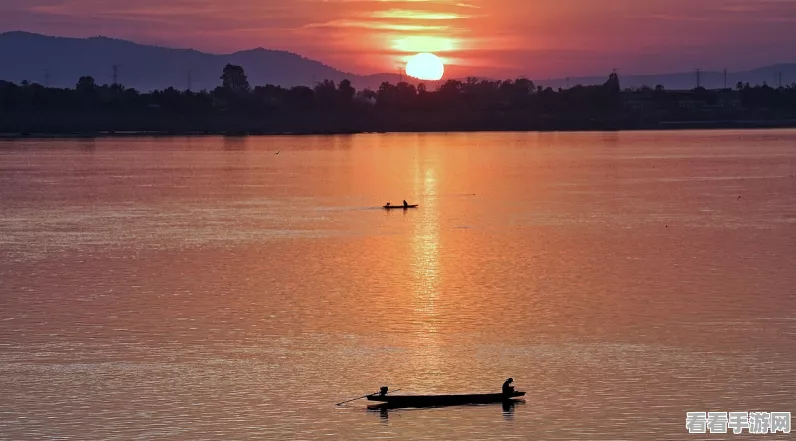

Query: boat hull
left=383, top=205, right=418, bottom=209
left=366, top=391, right=525, bottom=408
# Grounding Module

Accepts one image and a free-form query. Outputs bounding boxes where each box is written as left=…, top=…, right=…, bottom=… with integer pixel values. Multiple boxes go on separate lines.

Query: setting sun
left=406, top=53, right=445, bottom=81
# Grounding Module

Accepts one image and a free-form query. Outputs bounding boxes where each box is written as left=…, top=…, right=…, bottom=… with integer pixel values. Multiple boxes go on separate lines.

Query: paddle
left=336, top=389, right=401, bottom=406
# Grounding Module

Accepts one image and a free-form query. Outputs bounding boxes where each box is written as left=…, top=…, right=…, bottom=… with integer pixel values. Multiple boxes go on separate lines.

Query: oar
left=335, top=393, right=373, bottom=406
left=336, top=389, right=401, bottom=406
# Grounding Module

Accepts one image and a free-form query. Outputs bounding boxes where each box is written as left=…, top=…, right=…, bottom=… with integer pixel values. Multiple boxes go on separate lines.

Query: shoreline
left=2, top=120, right=796, bottom=139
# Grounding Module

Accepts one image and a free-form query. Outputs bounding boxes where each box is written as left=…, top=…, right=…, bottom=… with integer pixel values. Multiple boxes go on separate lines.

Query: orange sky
left=3, top=0, right=796, bottom=78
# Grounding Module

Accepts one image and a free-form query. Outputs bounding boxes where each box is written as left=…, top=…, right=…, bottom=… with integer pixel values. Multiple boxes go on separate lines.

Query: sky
left=2, top=0, right=796, bottom=78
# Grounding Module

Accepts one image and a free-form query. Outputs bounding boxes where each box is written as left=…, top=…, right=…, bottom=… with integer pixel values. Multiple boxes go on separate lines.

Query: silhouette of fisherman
left=402, top=200, right=408, bottom=208
left=502, top=378, right=515, bottom=395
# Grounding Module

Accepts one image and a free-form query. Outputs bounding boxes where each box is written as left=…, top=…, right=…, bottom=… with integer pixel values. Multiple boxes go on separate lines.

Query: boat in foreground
left=367, top=391, right=526, bottom=408
left=383, top=204, right=418, bottom=209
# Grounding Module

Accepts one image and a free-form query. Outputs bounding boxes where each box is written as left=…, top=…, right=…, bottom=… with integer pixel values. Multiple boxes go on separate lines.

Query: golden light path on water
left=410, top=147, right=442, bottom=388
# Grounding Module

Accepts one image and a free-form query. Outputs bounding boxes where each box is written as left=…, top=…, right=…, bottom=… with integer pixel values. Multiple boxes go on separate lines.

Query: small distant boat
left=366, top=391, right=525, bottom=408
left=383, top=204, right=418, bottom=209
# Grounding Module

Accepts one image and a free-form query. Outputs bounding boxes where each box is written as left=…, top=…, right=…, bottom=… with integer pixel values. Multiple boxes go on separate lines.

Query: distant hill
left=0, top=31, right=412, bottom=91
left=1, top=31, right=794, bottom=92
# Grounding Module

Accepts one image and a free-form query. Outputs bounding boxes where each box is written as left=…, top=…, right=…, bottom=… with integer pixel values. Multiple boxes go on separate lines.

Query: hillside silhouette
left=1, top=31, right=795, bottom=92
left=0, top=31, right=408, bottom=92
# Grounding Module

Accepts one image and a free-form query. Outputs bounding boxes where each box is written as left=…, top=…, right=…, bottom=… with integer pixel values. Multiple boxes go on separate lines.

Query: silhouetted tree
left=337, top=79, right=355, bottom=103
left=439, top=79, right=462, bottom=98
left=515, top=78, right=535, bottom=94
left=499, top=78, right=534, bottom=109
left=355, top=88, right=376, bottom=105
left=314, top=79, right=337, bottom=108
left=76, top=76, right=96, bottom=93
left=604, top=73, right=620, bottom=95
left=220, top=64, right=250, bottom=93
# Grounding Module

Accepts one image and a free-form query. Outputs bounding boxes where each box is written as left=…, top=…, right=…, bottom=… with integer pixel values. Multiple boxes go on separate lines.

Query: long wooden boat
left=366, top=391, right=525, bottom=408
left=383, top=204, right=418, bottom=209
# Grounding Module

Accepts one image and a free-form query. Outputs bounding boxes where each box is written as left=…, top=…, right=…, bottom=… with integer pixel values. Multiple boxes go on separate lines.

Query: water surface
left=1, top=130, right=795, bottom=440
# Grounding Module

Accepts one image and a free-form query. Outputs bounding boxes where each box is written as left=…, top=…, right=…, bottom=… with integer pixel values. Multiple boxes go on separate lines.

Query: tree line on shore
left=1, top=64, right=795, bottom=134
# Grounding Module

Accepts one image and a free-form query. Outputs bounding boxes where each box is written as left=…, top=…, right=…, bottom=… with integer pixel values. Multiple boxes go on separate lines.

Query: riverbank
left=2, top=119, right=795, bottom=139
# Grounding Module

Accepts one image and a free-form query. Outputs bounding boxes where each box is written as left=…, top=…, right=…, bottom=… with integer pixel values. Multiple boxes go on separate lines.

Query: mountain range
left=1, top=31, right=795, bottom=92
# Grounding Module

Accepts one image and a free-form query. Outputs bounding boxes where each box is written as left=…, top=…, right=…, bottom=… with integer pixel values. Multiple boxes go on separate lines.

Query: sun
left=405, top=53, right=445, bottom=81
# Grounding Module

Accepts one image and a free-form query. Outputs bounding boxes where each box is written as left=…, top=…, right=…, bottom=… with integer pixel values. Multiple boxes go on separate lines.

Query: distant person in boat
left=386, top=202, right=391, bottom=207
left=502, top=378, right=515, bottom=395
left=402, top=200, right=409, bottom=208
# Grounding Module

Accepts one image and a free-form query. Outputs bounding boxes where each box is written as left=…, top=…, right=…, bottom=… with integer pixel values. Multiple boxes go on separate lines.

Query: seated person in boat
left=379, top=386, right=389, bottom=396
left=502, top=378, right=515, bottom=395
left=402, top=200, right=408, bottom=207
left=385, top=202, right=391, bottom=207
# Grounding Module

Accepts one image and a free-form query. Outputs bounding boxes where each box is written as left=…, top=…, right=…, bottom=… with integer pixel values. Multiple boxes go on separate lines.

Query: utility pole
left=112, top=64, right=119, bottom=86
left=723, top=68, right=728, bottom=89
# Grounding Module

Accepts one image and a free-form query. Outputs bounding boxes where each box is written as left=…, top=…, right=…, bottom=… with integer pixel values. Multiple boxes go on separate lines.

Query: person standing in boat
left=502, top=378, right=515, bottom=395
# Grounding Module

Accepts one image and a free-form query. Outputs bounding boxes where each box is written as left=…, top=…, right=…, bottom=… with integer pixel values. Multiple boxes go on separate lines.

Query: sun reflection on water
left=410, top=159, right=443, bottom=384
